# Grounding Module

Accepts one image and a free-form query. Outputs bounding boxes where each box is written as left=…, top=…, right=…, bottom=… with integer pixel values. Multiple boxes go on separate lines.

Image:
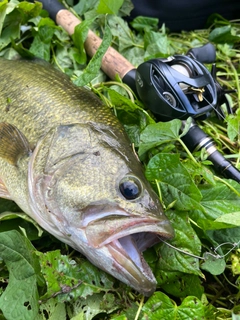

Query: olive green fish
left=0, top=58, right=174, bottom=296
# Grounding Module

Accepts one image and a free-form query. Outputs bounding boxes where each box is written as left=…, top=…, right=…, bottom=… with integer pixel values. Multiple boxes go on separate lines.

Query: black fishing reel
left=127, top=43, right=240, bottom=183
left=135, top=43, right=232, bottom=122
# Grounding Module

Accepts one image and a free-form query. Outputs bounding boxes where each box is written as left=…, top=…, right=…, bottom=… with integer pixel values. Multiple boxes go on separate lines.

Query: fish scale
left=0, top=59, right=120, bottom=143
left=0, top=58, right=174, bottom=296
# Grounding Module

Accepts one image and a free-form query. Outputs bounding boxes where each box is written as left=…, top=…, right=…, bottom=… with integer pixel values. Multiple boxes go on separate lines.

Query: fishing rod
left=37, top=0, right=240, bottom=183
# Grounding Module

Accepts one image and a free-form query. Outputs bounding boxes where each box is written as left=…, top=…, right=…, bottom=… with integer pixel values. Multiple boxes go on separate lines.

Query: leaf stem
left=155, top=179, right=164, bottom=206
left=214, top=176, right=240, bottom=197
left=92, top=81, right=135, bottom=102
left=134, top=295, right=144, bottom=320
left=222, top=272, right=239, bottom=289
left=227, top=60, right=240, bottom=108
left=178, top=138, right=199, bottom=165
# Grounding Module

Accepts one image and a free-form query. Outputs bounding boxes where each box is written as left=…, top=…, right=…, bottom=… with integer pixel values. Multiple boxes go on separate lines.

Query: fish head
left=28, top=122, right=174, bottom=296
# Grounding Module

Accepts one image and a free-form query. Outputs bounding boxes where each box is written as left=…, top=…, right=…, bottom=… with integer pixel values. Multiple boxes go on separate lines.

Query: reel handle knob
left=187, top=43, right=216, bottom=64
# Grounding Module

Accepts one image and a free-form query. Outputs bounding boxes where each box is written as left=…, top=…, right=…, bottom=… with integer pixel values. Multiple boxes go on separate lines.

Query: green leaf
left=193, top=182, right=240, bottom=230
left=16, top=1, right=42, bottom=22
left=232, top=305, right=240, bottom=320
left=0, top=230, right=41, bottom=320
left=0, top=211, right=43, bottom=240
left=29, top=34, right=51, bottom=61
left=145, top=153, right=202, bottom=211
left=107, top=16, right=137, bottom=52
left=227, top=109, right=240, bottom=142
left=0, top=0, right=8, bottom=35
left=160, top=273, right=204, bottom=299
left=207, top=227, right=240, bottom=254
left=39, top=299, right=66, bottom=320
left=142, top=292, right=206, bottom=320
left=215, top=212, right=240, bottom=226
left=29, top=17, right=56, bottom=60
left=201, top=253, right=226, bottom=275
left=138, top=120, right=181, bottom=157
left=156, top=211, right=202, bottom=276
left=67, top=292, right=119, bottom=319
left=118, top=0, right=133, bottom=17
left=144, top=29, right=171, bottom=59
left=73, top=0, right=98, bottom=16
left=209, top=25, right=240, bottom=43
left=73, top=24, right=112, bottom=86
left=97, top=0, right=124, bottom=15
left=131, top=16, right=159, bottom=32
left=107, top=88, right=154, bottom=125
left=0, top=9, right=21, bottom=50
left=38, top=250, right=115, bottom=301
left=73, top=17, right=96, bottom=64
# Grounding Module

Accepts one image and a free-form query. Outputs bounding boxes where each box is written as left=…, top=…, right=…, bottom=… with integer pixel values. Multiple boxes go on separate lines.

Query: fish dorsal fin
left=0, top=122, right=31, bottom=165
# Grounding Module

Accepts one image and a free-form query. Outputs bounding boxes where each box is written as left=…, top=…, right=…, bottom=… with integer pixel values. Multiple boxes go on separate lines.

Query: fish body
left=0, top=58, right=174, bottom=296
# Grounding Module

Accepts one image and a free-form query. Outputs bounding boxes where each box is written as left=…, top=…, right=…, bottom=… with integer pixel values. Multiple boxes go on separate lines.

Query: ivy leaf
left=16, top=1, right=42, bottom=23
left=215, top=212, right=240, bottom=226
left=29, top=18, right=57, bottom=61
left=72, top=17, right=96, bottom=64
left=138, top=120, right=181, bottom=157
left=0, top=0, right=8, bottom=35
left=226, top=109, right=240, bottom=142
left=142, top=292, right=207, bottom=320
left=39, top=299, right=66, bottom=320
left=0, top=211, right=43, bottom=240
left=108, top=88, right=154, bottom=121
left=192, top=181, right=240, bottom=230
left=156, top=211, right=203, bottom=276
left=209, top=25, right=240, bottom=44
left=201, top=253, right=226, bottom=275
left=0, top=1, right=42, bottom=51
left=145, top=153, right=202, bottom=211
left=144, top=29, right=171, bottom=59
left=159, top=273, right=204, bottom=299
left=67, top=292, right=119, bottom=319
left=107, top=16, right=136, bottom=52
left=131, top=16, right=159, bottom=32
left=0, top=9, right=21, bottom=50
left=97, top=0, right=124, bottom=15
left=0, top=230, right=42, bottom=320
left=73, top=24, right=112, bottom=86
left=38, top=250, right=115, bottom=301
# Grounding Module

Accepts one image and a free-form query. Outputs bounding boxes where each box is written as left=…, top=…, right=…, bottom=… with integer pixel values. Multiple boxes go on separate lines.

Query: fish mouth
left=85, top=213, right=174, bottom=296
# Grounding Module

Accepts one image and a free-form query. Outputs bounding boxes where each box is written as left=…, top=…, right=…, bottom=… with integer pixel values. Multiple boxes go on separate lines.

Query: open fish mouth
left=85, top=214, right=174, bottom=296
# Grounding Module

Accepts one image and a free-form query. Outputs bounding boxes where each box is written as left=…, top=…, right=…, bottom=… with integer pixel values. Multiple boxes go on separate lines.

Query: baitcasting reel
left=135, top=44, right=232, bottom=122
left=131, top=44, right=240, bottom=183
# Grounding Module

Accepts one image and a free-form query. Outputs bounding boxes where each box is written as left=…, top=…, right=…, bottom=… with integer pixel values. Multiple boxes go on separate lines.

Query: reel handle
left=187, top=43, right=216, bottom=64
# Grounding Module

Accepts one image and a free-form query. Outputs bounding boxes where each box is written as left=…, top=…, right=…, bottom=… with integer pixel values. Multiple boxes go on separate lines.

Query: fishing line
left=202, top=95, right=239, bottom=138
left=160, top=238, right=240, bottom=261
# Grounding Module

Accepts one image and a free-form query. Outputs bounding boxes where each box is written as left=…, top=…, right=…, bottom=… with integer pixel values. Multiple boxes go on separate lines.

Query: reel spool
left=135, top=54, right=218, bottom=121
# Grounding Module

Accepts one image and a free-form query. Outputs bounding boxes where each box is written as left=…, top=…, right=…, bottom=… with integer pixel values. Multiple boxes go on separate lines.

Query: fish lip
left=85, top=216, right=174, bottom=296
left=106, top=237, right=157, bottom=296
left=85, top=216, right=174, bottom=248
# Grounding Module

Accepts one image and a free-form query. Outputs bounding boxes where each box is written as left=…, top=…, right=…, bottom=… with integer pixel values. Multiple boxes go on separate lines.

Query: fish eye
left=119, top=176, right=142, bottom=200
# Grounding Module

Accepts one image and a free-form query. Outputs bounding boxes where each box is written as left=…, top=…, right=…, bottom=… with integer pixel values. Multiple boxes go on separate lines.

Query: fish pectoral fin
left=0, top=178, right=12, bottom=199
left=0, top=122, right=31, bottom=165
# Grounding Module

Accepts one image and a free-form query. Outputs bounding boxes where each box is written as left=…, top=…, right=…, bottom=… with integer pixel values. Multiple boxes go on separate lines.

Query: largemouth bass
left=0, top=58, right=174, bottom=296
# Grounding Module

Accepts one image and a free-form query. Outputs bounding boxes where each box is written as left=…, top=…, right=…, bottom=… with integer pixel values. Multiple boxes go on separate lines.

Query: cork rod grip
left=56, top=9, right=135, bottom=80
